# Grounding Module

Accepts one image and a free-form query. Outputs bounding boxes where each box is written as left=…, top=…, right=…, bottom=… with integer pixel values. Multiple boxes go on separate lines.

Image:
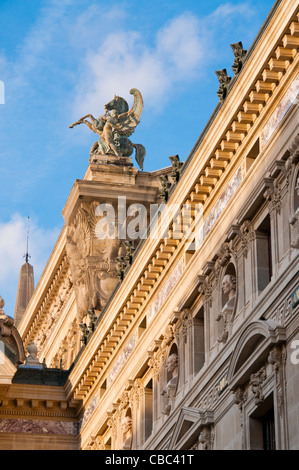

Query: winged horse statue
left=70, top=88, right=146, bottom=170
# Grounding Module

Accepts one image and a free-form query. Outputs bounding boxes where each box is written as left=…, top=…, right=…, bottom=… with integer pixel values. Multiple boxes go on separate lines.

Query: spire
left=14, top=217, right=35, bottom=328
left=25, top=216, right=30, bottom=264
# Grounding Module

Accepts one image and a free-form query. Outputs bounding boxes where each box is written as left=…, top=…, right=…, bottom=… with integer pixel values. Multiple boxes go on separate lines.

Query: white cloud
left=72, top=12, right=204, bottom=116
left=0, top=214, right=60, bottom=316
left=0, top=1, right=258, bottom=120
left=71, top=3, right=255, bottom=117
left=208, top=2, right=254, bottom=23
left=156, top=13, right=203, bottom=73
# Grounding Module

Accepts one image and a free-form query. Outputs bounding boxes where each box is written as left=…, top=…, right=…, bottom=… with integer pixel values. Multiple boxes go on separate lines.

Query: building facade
left=0, top=0, right=298, bottom=451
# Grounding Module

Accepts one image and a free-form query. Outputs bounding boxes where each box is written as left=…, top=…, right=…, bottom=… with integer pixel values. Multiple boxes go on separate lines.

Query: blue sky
left=0, top=0, right=277, bottom=315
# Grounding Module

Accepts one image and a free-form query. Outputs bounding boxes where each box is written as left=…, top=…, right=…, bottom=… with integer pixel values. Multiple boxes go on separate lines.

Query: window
left=245, top=138, right=260, bottom=173
left=262, top=408, right=276, bottom=450
left=249, top=394, right=276, bottom=450
left=256, top=214, right=272, bottom=293
left=144, top=379, right=153, bottom=441
left=99, top=379, right=107, bottom=398
left=193, top=307, right=205, bottom=374
left=138, top=316, right=147, bottom=339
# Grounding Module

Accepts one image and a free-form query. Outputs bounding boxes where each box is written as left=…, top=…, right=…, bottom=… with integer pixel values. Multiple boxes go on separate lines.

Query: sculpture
left=79, top=322, right=89, bottom=345
left=166, top=353, right=179, bottom=386
left=0, top=296, right=26, bottom=364
left=231, top=42, right=247, bottom=75
left=217, top=273, right=237, bottom=343
left=169, top=155, right=183, bottom=184
left=0, top=296, right=14, bottom=336
left=159, top=175, right=172, bottom=203
left=221, top=274, right=237, bottom=309
left=121, top=415, right=133, bottom=450
left=215, top=69, right=231, bottom=102
left=70, top=88, right=146, bottom=170
left=161, top=352, right=179, bottom=416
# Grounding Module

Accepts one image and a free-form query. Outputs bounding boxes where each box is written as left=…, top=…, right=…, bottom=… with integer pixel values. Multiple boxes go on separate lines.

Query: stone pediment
left=168, top=407, right=214, bottom=450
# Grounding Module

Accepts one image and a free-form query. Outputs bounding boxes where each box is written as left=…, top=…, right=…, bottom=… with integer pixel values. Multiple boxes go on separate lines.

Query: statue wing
left=114, top=88, right=143, bottom=137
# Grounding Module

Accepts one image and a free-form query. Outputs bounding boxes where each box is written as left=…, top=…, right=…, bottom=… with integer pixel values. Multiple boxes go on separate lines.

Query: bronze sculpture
left=70, top=88, right=146, bottom=170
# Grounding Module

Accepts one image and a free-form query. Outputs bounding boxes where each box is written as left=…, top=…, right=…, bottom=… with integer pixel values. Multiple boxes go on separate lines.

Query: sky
left=0, top=0, right=277, bottom=316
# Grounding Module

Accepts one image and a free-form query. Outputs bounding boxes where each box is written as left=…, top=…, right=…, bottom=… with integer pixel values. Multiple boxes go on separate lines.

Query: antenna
left=24, top=216, right=31, bottom=263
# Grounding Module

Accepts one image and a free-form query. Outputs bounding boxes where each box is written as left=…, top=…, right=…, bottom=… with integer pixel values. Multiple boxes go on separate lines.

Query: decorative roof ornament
left=0, top=296, right=15, bottom=337
left=230, top=41, right=247, bottom=75
left=159, top=175, right=172, bottom=203
left=215, top=69, right=231, bottom=102
left=69, top=88, right=146, bottom=170
left=25, top=342, right=40, bottom=366
left=0, top=296, right=5, bottom=315
left=169, top=155, right=183, bottom=184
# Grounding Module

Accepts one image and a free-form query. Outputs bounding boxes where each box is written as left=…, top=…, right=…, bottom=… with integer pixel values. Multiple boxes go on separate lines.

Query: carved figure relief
left=249, top=367, right=267, bottom=405
left=66, top=202, right=128, bottom=322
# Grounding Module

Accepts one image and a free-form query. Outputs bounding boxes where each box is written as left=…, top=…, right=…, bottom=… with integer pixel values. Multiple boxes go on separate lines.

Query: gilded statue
left=70, top=88, right=146, bottom=170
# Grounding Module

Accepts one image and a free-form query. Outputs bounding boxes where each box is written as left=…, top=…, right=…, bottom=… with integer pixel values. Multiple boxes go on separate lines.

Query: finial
left=24, top=217, right=31, bottom=264
left=25, top=342, right=40, bottom=366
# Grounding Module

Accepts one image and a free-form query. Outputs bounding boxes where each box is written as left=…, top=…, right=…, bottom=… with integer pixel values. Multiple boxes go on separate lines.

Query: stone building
left=0, top=0, right=298, bottom=450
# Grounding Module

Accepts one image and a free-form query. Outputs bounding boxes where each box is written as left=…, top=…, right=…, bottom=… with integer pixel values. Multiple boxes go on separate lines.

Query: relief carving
left=249, top=367, right=266, bottom=405
left=233, top=386, right=248, bottom=410
left=198, top=275, right=213, bottom=307
left=287, top=134, right=299, bottom=167
left=66, top=202, right=126, bottom=322
left=240, top=219, right=254, bottom=258
left=213, top=242, right=232, bottom=279
left=198, top=426, right=214, bottom=450
left=264, top=178, right=282, bottom=214
left=173, top=308, right=192, bottom=343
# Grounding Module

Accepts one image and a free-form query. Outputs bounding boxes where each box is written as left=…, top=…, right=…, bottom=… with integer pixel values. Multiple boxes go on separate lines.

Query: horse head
left=104, top=95, right=129, bottom=115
